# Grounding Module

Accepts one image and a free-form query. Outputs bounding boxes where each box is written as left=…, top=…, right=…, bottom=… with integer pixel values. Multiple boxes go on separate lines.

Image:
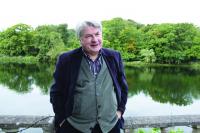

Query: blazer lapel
left=70, top=48, right=83, bottom=86
left=102, top=49, right=117, bottom=80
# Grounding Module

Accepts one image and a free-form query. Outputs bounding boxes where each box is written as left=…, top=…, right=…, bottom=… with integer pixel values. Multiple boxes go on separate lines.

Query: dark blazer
left=50, top=47, right=128, bottom=129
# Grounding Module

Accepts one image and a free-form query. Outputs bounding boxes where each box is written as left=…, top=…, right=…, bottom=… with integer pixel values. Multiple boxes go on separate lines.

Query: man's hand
left=116, top=111, right=122, bottom=119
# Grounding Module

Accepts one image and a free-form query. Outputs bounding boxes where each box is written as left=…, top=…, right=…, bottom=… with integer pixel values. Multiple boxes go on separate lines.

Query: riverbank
left=125, top=61, right=200, bottom=70
left=1, top=56, right=200, bottom=70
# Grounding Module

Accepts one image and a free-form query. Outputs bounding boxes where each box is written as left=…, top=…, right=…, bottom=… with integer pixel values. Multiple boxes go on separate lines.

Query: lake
left=0, top=63, right=200, bottom=132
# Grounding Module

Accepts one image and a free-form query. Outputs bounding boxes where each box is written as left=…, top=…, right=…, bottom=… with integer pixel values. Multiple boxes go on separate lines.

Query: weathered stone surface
left=124, top=115, right=200, bottom=129
left=0, top=115, right=200, bottom=132
left=0, top=115, right=54, bottom=128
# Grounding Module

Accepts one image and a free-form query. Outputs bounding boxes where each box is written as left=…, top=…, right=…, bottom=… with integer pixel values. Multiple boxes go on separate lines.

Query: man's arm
left=117, top=52, right=128, bottom=115
left=50, top=55, right=66, bottom=128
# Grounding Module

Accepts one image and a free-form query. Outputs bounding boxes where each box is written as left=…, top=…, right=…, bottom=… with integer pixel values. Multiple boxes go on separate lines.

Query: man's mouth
left=91, top=44, right=98, bottom=47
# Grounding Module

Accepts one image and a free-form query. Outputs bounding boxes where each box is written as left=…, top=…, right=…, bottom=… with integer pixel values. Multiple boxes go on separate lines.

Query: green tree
left=57, top=24, right=69, bottom=45
left=139, top=49, right=156, bottom=63
left=67, top=29, right=79, bottom=48
left=141, top=23, right=198, bottom=64
left=33, top=25, right=66, bottom=62
left=186, top=27, right=200, bottom=60
left=102, top=18, right=144, bottom=61
left=0, top=24, right=35, bottom=56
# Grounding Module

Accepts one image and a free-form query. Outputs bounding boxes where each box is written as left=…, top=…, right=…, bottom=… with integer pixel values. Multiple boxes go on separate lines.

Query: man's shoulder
left=59, top=47, right=81, bottom=58
left=102, top=48, right=120, bottom=56
left=56, top=47, right=82, bottom=64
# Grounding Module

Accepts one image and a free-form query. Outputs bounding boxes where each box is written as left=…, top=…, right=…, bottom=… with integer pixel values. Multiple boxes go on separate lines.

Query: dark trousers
left=58, top=120, right=121, bottom=133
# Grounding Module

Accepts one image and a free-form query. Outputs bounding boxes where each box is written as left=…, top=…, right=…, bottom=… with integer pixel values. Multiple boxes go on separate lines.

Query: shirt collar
left=82, top=48, right=102, bottom=62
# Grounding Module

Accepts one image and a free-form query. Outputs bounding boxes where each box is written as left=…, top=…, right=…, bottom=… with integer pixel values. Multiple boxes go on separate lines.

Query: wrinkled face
left=80, top=26, right=102, bottom=56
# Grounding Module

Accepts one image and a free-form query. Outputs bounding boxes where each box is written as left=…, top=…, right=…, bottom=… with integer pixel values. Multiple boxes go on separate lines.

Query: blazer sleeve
left=117, top=52, right=128, bottom=114
left=50, top=55, right=67, bottom=128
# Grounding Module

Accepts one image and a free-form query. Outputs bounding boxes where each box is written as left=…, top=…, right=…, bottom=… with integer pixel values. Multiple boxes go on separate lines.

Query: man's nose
left=92, top=36, right=98, bottom=42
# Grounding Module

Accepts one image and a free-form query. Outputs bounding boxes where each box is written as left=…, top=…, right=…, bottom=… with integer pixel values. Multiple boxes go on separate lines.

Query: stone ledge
left=0, top=115, right=200, bottom=131
left=124, top=115, right=200, bottom=129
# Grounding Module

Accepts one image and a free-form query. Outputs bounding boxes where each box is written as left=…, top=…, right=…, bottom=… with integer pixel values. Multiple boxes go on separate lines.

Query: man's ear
left=80, top=38, right=83, bottom=43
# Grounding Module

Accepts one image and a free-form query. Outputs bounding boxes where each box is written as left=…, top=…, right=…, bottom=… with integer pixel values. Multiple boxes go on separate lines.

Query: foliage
left=139, top=49, right=156, bottom=63
left=33, top=24, right=67, bottom=62
left=0, top=56, right=38, bottom=64
left=0, top=18, right=200, bottom=64
left=67, top=29, right=79, bottom=48
left=0, top=24, right=35, bottom=56
left=102, top=18, right=144, bottom=61
left=169, top=128, right=184, bottom=133
left=136, top=128, right=184, bottom=133
left=56, top=24, right=69, bottom=45
left=0, top=23, right=70, bottom=63
left=141, top=23, right=200, bottom=64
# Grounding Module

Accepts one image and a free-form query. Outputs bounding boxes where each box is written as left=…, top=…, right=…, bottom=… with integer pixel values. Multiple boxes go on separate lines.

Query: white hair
left=75, top=20, right=102, bottom=39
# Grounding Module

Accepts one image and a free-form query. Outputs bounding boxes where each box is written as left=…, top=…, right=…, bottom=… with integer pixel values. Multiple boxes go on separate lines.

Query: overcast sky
left=0, top=0, right=199, bottom=30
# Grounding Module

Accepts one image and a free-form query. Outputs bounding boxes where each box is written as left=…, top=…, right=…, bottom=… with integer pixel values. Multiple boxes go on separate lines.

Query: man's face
left=80, top=26, right=102, bottom=56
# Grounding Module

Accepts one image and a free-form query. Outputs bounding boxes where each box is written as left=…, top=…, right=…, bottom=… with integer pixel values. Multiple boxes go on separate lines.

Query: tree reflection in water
left=1, top=63, right=200, bottom=106
left=126, top=66, right=200, bottom=106
left=0, top=63, right=54, bottom=94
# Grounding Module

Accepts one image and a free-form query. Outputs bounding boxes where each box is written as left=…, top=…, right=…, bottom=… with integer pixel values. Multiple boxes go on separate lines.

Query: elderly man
left=50, top=21, right=128, bottom=133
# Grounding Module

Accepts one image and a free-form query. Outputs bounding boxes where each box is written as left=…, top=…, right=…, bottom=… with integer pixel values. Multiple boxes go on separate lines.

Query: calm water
left=0, top=63, right=200, bottom=132
left=125, top=66, right=200, bottom=116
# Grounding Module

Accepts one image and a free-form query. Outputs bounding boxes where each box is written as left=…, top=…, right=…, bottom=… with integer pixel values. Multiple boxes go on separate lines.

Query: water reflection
left=1, top=63, right=200, bottom=133
left=1, top=63, right=200, bottom=106
left=0, top=63, right=54, bottom=94
left=126, top=66, right=200, bottom=106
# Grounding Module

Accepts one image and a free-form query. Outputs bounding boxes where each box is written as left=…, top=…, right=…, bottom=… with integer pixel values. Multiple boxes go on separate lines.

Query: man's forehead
left=83, top=27, right=101, bottom=34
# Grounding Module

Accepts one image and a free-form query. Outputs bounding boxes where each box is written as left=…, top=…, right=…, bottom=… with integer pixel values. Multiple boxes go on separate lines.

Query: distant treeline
left=0, top=17, right=200, bottom=64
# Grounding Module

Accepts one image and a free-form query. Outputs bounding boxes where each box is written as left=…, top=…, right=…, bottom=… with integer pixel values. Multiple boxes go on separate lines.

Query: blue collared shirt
left=82, top=49, right=103, bottom=76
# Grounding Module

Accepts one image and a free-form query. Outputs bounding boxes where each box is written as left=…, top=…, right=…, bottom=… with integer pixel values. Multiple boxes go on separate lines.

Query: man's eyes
left=85, top=34, right=101, bottom=38
left=85, top=35, right=92, bottom=38
left=95, top=33, right=101, bottom=36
